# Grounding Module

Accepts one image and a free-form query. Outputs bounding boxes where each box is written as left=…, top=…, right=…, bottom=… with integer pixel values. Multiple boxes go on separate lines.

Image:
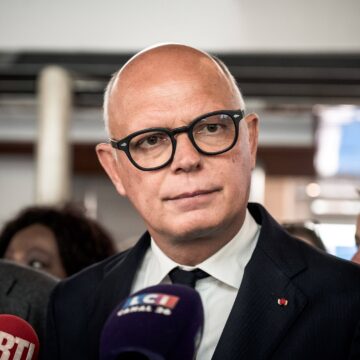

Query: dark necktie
left=169, top=267, right=209, bottom=288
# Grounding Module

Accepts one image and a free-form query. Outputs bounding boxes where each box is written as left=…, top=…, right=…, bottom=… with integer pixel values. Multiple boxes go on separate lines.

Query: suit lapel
left=87, top=232, right=150, bottom=358
left=212, top=245, right=307, bottom=359
left=212, top=204, right=308, bottom=359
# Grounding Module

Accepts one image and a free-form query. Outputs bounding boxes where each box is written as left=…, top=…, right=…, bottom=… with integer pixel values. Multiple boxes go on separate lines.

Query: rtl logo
left=0, top=331, right=35, bottom=360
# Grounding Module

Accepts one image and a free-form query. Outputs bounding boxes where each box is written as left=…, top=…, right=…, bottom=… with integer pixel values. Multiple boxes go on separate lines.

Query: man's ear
left=245, top=113, right=259, bottom=170
left=96, top=143, right=127, bottom=196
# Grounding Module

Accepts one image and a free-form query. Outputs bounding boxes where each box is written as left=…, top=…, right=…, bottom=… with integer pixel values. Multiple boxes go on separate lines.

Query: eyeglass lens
left=193, top=114, right=235, bottom=153
left=128, top=113, right=236, bottom=170
left=129, top=131, right=173, bottom=169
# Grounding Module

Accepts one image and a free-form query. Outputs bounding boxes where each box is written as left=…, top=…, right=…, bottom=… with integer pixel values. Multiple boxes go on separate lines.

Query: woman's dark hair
left=0, top=204, right=116, bottom=276
left=283, top=221, right=327, bottom=252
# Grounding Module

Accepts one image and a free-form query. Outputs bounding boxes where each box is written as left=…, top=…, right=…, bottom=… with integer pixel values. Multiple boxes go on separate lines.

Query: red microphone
left=0, top=314, right=39, bottom=360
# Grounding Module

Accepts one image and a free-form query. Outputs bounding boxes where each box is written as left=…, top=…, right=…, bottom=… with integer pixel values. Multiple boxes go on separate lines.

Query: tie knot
left=169, top=267, right=209, bottom=288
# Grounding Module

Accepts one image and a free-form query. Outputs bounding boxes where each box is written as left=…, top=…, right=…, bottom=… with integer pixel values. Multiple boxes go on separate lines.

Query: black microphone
left=0, top=314, right=40, bottom=360
left=99, top=284, right=204, bottom=360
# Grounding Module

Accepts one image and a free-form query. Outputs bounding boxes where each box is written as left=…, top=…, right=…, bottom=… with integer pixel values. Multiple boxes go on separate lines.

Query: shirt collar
left=148, top=209, right=260, bottom=289
left=198, top=209, right=259, bottom=288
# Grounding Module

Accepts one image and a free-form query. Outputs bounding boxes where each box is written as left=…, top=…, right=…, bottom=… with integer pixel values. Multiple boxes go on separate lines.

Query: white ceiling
left=0, top=0, right=360, bottom=52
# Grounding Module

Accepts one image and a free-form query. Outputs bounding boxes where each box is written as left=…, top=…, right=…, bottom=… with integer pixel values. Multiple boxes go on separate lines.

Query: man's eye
left=135, top=133, right=168, bottom=149
left=205, top=124, right=220, bottom=133
left=145, top=135, right=160, bottom=145
left=196, top=123, right=223, bottom=134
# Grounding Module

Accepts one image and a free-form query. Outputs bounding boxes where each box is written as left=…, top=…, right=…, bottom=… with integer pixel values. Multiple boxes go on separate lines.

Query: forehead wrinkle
left=116, top=70, right=237, bottom=113
left=112, top=83, right=236, bottom=136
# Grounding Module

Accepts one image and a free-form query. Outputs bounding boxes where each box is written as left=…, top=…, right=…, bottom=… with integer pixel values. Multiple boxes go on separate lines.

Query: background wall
left=1, top=0, right=360, bottom=52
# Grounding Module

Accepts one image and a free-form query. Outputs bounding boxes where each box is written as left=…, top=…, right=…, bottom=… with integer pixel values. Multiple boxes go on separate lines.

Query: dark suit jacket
left=0, top=260, right=57, bottom=345
left=44, top=203, right=360, bottom=359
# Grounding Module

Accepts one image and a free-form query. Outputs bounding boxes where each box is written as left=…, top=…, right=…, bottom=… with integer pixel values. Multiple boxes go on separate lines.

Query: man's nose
left=170, top=132, right=202, bottom=173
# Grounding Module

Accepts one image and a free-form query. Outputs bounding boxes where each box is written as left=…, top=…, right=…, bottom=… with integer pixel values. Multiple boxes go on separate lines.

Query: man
left=0, top=260, right=57, bottom=346
left=44, top=44, right=360, bottom=359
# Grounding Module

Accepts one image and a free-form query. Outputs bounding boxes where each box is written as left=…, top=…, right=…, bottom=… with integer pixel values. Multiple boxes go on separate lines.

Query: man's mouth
left=164, top=188, right=221, bottom=201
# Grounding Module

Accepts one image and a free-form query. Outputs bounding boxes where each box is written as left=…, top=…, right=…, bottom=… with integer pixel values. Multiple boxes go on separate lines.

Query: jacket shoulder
left=248, top=202, right=360, bottom=290
left=52, top=249, right=131, bottom=305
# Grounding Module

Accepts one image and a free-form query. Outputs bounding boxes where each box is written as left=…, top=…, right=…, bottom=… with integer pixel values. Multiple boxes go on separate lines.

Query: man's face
left=97, top=51, right=258, bottom=246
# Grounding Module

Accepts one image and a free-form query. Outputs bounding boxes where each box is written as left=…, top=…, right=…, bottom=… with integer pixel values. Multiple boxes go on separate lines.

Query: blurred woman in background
left=283, top=221, right=327, bottom=252
left=351, top=213, right=360, bottom=264
left=0, top=204, right=116, bottom=278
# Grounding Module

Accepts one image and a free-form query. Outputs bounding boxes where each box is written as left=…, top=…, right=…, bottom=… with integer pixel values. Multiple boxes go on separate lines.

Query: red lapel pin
left=277, top=298, right=288, bottom=306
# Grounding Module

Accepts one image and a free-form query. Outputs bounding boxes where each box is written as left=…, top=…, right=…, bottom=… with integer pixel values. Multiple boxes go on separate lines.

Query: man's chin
left=164, top=220, right=222, bottom=244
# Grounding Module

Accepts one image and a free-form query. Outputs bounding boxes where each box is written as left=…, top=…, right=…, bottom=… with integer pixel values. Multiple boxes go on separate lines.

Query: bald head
left=103, top=44, right=244, bottom=135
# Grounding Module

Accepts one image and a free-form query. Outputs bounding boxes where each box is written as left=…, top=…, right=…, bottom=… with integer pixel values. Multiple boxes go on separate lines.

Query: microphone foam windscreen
left=0, top=314, right=39, bottom=360
left=100, top=284, right=204, bottom=360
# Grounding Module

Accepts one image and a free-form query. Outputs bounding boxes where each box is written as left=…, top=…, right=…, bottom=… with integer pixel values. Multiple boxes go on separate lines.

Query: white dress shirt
left=131, top=209, right=261, bottom=360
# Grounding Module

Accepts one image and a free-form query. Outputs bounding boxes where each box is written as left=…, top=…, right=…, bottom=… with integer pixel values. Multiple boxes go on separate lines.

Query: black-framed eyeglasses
left=110, top=109, right=245, bottom=171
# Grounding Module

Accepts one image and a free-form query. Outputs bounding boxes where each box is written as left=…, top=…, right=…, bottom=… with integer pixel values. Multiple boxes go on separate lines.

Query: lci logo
left=117, top=293, right=180, bottom=317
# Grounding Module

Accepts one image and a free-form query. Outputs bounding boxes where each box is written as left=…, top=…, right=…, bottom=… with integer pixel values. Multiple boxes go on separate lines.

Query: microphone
left=100, top=284, right=204, bottom=360
left=0, top=314, right=39, bottom=360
